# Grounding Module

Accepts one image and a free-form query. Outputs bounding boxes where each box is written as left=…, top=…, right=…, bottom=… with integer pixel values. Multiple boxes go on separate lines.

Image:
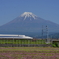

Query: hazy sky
left=0, top=0, right=59, bottom=26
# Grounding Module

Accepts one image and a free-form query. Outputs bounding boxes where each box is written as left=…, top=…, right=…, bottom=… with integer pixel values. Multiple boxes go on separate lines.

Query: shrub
left=52, top=43, right=59, bottom=47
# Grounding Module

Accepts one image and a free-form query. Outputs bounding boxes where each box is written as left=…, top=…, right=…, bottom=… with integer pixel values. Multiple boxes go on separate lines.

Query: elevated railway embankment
left=0, top=44, right=52, bottom=47
left=0, top=38, right=52, bottom=47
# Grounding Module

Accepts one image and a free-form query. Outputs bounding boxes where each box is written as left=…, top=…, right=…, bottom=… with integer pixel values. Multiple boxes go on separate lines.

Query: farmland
left=0, top=47, right=59, bottom=59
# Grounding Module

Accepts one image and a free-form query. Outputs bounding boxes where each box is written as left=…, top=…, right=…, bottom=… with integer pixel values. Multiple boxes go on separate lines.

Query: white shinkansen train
left=0, top=34, right=33, bottom=39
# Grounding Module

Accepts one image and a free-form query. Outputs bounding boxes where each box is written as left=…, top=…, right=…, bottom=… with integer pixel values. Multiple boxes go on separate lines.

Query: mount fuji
left=0, top=12, right=59, bottom=35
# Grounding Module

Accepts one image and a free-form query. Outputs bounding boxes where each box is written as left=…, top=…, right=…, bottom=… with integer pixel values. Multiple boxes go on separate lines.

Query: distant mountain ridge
left=0, top=12, right=59, bottom=34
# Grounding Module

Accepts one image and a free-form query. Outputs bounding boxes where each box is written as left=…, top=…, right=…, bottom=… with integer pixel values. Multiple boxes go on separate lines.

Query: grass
left=0, top=47, right=59, bottom=51
left=0, top=47, right=59, bottom=59
left=0, top=39, right=46, bottom=44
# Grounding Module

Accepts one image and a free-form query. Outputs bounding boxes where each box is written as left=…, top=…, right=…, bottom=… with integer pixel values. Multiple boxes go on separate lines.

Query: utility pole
left=42, top=25, right=43, bottom=44
left=46, top=25, right=49, bottom=43
left=42, top=25, right=43, bottom=40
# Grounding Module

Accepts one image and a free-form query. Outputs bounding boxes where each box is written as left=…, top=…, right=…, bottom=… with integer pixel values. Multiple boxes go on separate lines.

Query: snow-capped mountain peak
left=21, top=12, right=37, bottom=20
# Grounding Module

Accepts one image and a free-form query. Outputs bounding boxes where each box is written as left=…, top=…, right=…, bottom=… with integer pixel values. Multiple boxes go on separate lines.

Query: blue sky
left=0, top=0, right=59, bottom=26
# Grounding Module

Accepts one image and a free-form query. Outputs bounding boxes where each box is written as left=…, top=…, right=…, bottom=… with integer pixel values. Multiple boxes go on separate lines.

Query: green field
left=0, top=47, right=59, bottom=59
left=0, top=47, right=59, bottom=51
left=0, top=39, right=46, bottom=44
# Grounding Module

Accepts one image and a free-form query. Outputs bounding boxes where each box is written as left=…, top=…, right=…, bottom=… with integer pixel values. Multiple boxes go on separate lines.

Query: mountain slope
left=0, top=12, right=59, bottom=34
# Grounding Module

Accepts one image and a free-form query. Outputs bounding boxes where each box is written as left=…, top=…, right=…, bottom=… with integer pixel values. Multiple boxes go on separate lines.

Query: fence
left=0, top=44, right=52, bottom=47
left=0, top=38, right=52, bottom=47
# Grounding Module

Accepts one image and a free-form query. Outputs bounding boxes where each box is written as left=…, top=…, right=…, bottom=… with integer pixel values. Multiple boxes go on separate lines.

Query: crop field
left=0, top=47, right=59, bottom=59
left=0, top=39, right=46, bottom=44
